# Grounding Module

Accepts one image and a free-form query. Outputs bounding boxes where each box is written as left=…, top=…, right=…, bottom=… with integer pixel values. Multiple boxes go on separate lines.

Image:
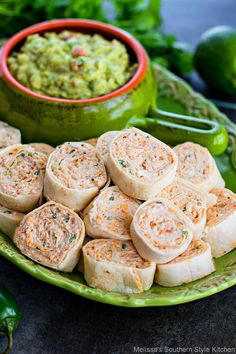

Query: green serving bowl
left=0, top=19, right=228, bottom=155
left=0, top=19, right=156, bottom=146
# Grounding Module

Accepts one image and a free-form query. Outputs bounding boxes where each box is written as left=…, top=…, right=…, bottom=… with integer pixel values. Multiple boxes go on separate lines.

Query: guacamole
left=8, top=31, right=134, bottom=100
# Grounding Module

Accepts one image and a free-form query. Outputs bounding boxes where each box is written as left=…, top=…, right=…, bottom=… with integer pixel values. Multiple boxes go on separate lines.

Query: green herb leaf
left=3, top=210, right=12, bottom=214
left=69, top=233, right=77, bottom=242
left=118, top=159, right=126, bottom=167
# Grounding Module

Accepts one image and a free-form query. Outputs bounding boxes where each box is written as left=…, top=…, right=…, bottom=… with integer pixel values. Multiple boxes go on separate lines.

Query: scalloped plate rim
left=1, top=233, right=236, bottom=307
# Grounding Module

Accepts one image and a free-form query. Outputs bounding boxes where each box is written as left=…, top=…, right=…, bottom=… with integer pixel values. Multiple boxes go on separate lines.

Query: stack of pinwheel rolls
left=0, top=125, right=235, bottom=294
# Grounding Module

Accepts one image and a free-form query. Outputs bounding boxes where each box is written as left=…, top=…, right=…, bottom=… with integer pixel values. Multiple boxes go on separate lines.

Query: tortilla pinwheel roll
left=107, top=128, right=178, bottom=200
left=155, top=240, right=215, bottom=287
left=83, top=239, right=155, bottom=293
left=84, top=138, right=98, bottom=147
left=83, top=186, right=140, bottom=240
left=76, top=236, right=92, bottom=274
left=0, top=144, right=47, bottom=212
left=0, top=205, right=24, bottom=238
left=0, top=121, right=21, bottom=149
left=158, top=178, right=207, bottom=239
left=130, top=198, right=193, bottom=263
left=174, top=142, right=225, bottom=193
left=30, top=143, right=54, bottom=156
left=44, top=142, right=108, bottom=212
left=14, top=201, right=85, bottom=272
left=203, top=188, right=236, bottom=258
left=96, top=131, right=118, bottom=164
left=206, top=193, right=218, bottom=207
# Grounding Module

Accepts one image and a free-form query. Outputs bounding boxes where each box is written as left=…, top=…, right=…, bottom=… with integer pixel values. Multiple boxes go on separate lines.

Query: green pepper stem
left=0, top=328, right=13, bottom=354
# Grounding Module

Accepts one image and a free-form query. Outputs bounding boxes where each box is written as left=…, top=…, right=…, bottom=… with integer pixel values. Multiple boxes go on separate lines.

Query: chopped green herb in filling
left=69, top=233, right=77, bottom=243
left=182, top=229, right=189, bottom=237
left=118, top=159, right=127, bottom=167
left=3, top=210, right=12, bottom=214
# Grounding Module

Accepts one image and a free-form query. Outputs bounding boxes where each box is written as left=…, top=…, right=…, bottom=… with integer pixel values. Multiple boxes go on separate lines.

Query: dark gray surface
left=1, top=259, right=236, bottom=354
left=1, top=1, right=236, bottom=353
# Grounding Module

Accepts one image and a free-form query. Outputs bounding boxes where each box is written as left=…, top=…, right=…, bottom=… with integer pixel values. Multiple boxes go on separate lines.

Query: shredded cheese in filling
left=169, top=240, right=207, bottom=263
left=174, top=142, right=212, bottom=184
left=207, top=188, right=236, bottom=227
left=0, top=145, right=46, bottom=197
left=87, top=186, right=140, bottom=238
left=159, top=182, right=205, bottom=225
left=111, top=129, right=176, bottom=180
left=84, top=239, right=152, bottom=269
left=136, top=201, right=191, bottom=250
left=50, top=142, right=107, bottom=190
left=15, top=202, right=83, bottom=265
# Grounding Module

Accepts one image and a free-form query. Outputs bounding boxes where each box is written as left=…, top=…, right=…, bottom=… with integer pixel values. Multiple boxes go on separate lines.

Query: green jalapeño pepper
left=0, top=285, right=20, bottom=354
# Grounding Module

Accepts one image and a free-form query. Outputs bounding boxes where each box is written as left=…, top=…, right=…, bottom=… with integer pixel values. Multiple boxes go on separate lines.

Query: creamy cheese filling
left=15, top=203, right=83, bottom=265
left=49, top=142, right=107, bottom=190
left=174, top=142, right=212, bottom=184
left=111, top=129, right=176, bottom=180
left=169, top=240, right=207, bottom=263
left=88, top=186, right=140, bottom=238
left=0, top=145, right=46, bottom=197
left=136, top=201, right=191, bottom=250
left=207, top=188, right=236, bottom=226
left=159, top=182, right=205, bottom=225
left=84, top=239, right=151, bottom=269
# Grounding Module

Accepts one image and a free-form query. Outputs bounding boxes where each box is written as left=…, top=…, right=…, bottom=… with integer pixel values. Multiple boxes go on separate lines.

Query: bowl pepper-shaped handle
left=127, top=109, right=228, bottom=156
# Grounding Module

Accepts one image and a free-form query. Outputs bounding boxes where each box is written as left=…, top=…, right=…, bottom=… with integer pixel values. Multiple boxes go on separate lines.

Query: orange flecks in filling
left=85, top=239, right=151, bottom=269
left=50, top=143, right=107, bottom=190
left=137, top=202, right=190, bottom=250
left=207, top=188, right=236, bottom=226
left=112, top=129, right=176, bottom=180
left=0, top=146, right=46, bottom=197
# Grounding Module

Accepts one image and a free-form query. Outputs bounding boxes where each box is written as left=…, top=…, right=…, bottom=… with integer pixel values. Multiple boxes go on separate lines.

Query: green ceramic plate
left=0, top=65, right=235, bottom=307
